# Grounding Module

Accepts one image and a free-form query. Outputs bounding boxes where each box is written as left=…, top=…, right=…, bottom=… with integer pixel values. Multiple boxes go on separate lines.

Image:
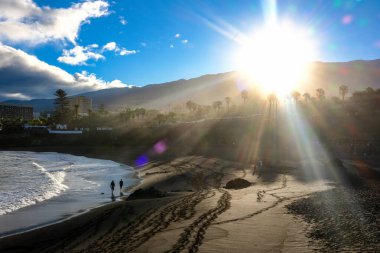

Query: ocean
left=0, top=151, right=138, bottom=236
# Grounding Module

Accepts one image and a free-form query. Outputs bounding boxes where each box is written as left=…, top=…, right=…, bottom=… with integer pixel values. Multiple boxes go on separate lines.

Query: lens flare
left=235, top=23, right=316, bottom=97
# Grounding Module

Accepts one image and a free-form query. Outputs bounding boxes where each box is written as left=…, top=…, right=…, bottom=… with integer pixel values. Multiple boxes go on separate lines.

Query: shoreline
left=0, top=198, right=124, bottom=239
left=0, top=198, right=128, bottom=253
left=0, top=149, right=142, bottom=240
left=0, top=147, right=379, bottom=252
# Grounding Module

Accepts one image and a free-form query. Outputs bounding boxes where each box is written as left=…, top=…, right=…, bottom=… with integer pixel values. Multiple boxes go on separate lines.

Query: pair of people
left=110, top=179, right=123, bottom=194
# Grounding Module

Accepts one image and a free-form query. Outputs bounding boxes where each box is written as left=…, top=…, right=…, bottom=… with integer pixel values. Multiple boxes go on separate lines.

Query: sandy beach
left=2, top=151, right=378, bottom=253
left=2, top=0, right=380, bottom=251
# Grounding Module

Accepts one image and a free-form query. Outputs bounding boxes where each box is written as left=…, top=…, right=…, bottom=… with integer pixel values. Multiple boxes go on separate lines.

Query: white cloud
left=120, top=49, right=137, bottom=56
left=57, top=45, right=105, bottom=66
left=175, top=33, right=181, bottom=38
left=74, top=71, right=131, bottom=89
left=58, top=42, right=137, bottom=65
left=102, top=42, right=118, bottom=51
left=119, top=16, right=127, bottom=25
left=0, top=43, right=74, bottom=83
left=101, top=42, right=136, bottom=56
left=170, top=44, right=174, bottom=48
left=181, top=39, right=188, bottom=44
left=108, top=79, right=132, bottom=88
left=0, top=44, right=130, bottom=100
left=0, top=92, right=31, bottom=100
left=0, top=0, right=39, bottom=20
left=0, top=0, right=109, bottom=45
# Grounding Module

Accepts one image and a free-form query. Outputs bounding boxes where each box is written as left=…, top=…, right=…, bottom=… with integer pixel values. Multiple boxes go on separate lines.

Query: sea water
left=0, top=151, right=138, bottom=236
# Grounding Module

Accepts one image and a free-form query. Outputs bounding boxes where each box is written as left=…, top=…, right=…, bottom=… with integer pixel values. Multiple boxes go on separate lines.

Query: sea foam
left=0, top=151, right=135, bottom=216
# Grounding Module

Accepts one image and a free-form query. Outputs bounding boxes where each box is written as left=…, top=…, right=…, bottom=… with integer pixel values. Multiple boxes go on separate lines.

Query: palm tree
left=74, top=104, right=79, bottom=119
left=268, top=93, right=278, bottom=118
left=186, top=100, right=197, bottom=112
left=135, top=108, right=147, bottom=120
left=241, top=90, right=248, bottom=104
left=366, top=87, right=375, bottom=94
left=303, top=93, right=311, bottom=103
left=291, top=91, right=301, bottom=103
left=186, top=100, right=192, bottom=112
left=167, top=112, right=176, bottom=122
left=119, top=108, right=131, bottom=124
left=225, top=97, right=232, bottom=111
left=339, top=85, right=348, bottom=101
left=139, top=108, right=146, bottom=120
left=98, top=104, right=106, bottom=115
left=54, top=89, right=70, bottom=123
left=268, top=93, right=277, bottom=103
left=213, top=101, right=223, bottom=112
left=316, top=88, right=325, bottom=100
left=331, top=96, right=340, bottom=104
left=156, top=113, right=166, bottom=125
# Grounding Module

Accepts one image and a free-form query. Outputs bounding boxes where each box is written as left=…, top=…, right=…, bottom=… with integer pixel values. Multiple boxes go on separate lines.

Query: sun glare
left=236, top=23, right=316, bottom=97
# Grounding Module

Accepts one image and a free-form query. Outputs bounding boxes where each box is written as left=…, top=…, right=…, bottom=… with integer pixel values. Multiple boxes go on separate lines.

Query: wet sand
left=0, top=151, right=139, bottom=238
left=0, top=154, right=353, bottom=253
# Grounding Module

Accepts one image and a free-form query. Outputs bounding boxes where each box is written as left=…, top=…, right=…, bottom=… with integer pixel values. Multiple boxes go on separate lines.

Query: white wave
left=32, top=162, right=68, bottom=190
left=0, top=162, right=69, bottom=215
left=0, top=151, right=136, bottom=216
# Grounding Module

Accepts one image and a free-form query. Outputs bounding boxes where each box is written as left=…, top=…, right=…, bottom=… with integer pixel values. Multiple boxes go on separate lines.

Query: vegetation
left=225, top=97, right=232, bottom=111
left=291, top=91, right=301, bottom=103
left=316, top=88, right=325, bottom=100
left=1, top=87, right=379, bottom=165
left=54, top=89, right=71, bottom=123
left=303, top=92, right=311, bottom=103
left=241, top=89, right=248, bottom=103
left=212, top=101, right=223, bottom=113
left=339, top=85, right=349, bottom=101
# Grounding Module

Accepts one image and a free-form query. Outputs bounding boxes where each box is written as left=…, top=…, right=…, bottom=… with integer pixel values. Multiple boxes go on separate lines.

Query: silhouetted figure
left=119, top=179, right=124, bottom=190
left=119, top=179, right=124, bottom=196
left=110, top=180, right=115, bottom=195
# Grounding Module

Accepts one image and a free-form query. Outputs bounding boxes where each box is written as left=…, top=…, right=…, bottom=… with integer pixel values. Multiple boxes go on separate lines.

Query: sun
left=235, top=23, right=316, bottom=97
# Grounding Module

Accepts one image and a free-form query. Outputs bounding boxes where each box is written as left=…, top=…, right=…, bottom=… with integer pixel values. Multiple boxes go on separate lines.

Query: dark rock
left=225, top=178, right=251, bottom=189
left=127, top=187, right=167, bottom=200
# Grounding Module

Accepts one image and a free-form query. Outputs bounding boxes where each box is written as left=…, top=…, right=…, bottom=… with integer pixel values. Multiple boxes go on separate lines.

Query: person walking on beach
left=110, top=180, right=115, bottom=195
left=119, top=179, right=124, bottom=190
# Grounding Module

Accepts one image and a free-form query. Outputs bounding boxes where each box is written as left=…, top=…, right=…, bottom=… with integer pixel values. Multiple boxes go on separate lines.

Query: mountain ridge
left=2, top=60, right=380, bottom=112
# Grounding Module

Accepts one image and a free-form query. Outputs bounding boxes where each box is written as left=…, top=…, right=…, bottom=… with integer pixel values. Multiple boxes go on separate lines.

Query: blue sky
left=0, top=0, right=380, bottom=100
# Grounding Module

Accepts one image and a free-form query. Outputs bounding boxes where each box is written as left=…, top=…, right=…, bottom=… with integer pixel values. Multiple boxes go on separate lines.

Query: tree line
left=1, top=85, right=379, bottom=133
